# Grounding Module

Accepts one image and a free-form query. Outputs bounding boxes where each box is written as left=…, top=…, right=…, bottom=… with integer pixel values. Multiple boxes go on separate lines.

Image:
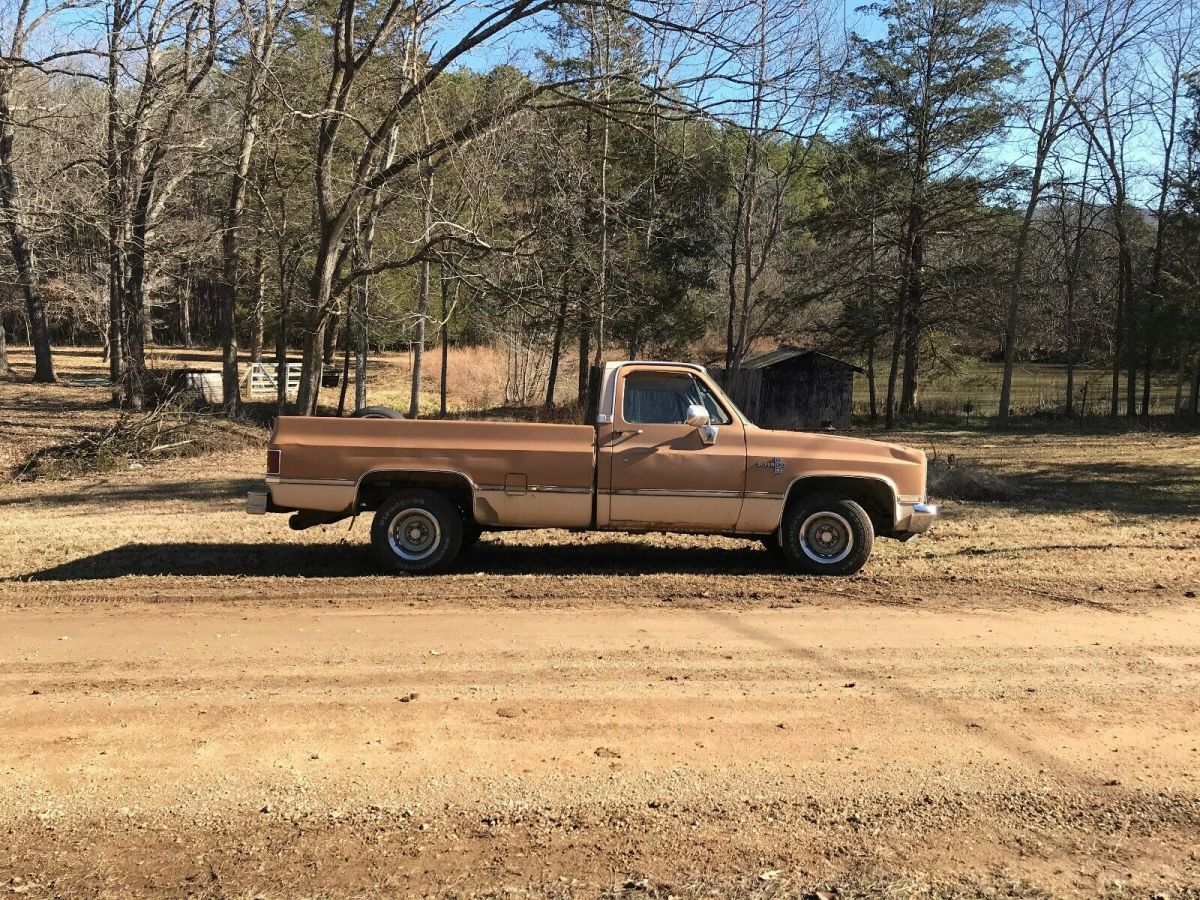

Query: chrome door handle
left=613, top=429, right=643, bottom=436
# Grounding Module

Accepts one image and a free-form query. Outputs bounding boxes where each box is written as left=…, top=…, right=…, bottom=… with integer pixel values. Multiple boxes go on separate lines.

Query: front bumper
left=892, top=501, right=938, bottom=541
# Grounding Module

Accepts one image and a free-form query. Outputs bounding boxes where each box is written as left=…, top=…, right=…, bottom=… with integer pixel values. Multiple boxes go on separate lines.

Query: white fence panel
left=244, top=362, right=301, bottom=397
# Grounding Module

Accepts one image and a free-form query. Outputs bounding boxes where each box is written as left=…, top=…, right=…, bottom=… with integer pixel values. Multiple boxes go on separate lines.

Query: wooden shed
left=712, top=346, right=863, bottom=431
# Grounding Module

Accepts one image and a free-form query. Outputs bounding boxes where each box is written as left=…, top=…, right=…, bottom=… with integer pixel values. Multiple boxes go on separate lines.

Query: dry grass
left=925, top=454, right=1021, bottom=502
left=853, top=360, right=1186, bottom=419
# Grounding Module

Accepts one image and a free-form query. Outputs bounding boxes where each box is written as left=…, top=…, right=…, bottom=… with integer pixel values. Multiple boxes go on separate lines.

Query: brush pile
left=16, top=393, right=265, bottom=480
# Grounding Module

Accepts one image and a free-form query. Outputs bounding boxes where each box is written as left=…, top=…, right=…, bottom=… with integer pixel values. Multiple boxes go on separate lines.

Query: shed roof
left=739, top=345, right=864, bottom=373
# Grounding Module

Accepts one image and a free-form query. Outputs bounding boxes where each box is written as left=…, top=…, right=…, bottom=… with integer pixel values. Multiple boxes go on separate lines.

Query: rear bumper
left=247, top=477, right=354, bottom=515
left=890, top=501, right=938, bottom=541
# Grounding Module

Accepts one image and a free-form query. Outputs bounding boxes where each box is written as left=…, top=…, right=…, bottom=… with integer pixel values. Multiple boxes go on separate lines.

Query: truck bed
left=268, top=417, right=597, bottom=527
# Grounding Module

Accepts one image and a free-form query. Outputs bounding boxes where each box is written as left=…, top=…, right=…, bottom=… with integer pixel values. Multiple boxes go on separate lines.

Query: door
left=600, top=368, right=746, bottom=530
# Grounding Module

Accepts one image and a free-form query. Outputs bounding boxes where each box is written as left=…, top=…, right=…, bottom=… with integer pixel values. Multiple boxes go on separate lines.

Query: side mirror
left=685, top=404, right=710, bottom=428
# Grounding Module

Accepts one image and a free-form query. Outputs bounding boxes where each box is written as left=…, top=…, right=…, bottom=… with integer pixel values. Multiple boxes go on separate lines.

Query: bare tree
left=0, top=0, right=96, bottom=382
left=996, top=0, right=1118, bottom=424
left=219, top=0, right=291, bottom=413
left=1065, top=0, right=1158, bottom=417
left=1137, top=3, right=1198, bottom=417
left=103, top=0, right=220, bottom=409
left=720, top=0, right=841, bottom=370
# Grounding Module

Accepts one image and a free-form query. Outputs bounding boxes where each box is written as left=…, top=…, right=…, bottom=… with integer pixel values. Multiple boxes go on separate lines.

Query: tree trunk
left=347, top=125, right=396, bottom=412
left=120, top=171, right=155, bottom=412
left=123, top=272, right=146, bottom=411
left=105, top=2, right=127, bottom=407
left=0, top=207, right=55, bottom=384
left=219, top=235, right=241, bottom=412
left=0, top=320, right=8, bottom=376
left=898, top=185, right=924, bottom=416
left=1173, top=347, right=1184, bottom=417
left=577, top=311, right=591, bottom=406
left=545, top=283, right=568, bottom=408
left=998, top=194, right=1038, bottom=425
left=866, top=337, right=877, bottom=421
left=1190, top=356, right=1199, bottom=418
left=295, top=177, right=344, bottom=414
left=439, top=271, right=450, bottom=418
left=322, top=312, right=339, bottom=365
left=250, top=244, right=264, bottom=363
left=407, top=118, right=434, bottom=419
left=884, top=304, right=904, bottom=430
left=1141, top=344, right=1152, bottom=418
left=353, top=274, right=369, bottom=411
left=1065, top=359, right=1075, bottom=419
left=1117, top=231, right=1135, bottom=417
left=900, top=301, right=920, bottom=415
left=296, top=322, right=324, bottom=415
left=0, top=72, right=56, bottom=384
left=336, top=316, right=351, bottom=416
left=409, top=260, right=429, bottom=419
left=275, top=287, right=289, bottom=411
left=1110, top=273, right=1123, bottom=418
left=179, top=274, right=192, bottom=348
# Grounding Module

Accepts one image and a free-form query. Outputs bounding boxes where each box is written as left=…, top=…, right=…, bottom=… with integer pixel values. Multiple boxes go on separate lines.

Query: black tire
left=352, top=405, right=403, bottom=419
left=371, top=489, right=463, bottom=574
left=780, top=492, right=874, bottom=576
left=461, top=520, right=484, bottom=552
left=760, top=533, right=785, bottom=557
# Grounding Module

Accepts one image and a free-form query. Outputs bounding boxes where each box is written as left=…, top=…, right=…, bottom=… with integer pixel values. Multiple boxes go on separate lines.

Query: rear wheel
left=780, top=492, right=874, bottom=576
left=371, top=489, right=463, bottom=574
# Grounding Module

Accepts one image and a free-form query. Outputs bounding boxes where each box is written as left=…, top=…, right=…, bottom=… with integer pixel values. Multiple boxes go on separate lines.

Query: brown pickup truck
left=247, top=361, right=937, bottom=575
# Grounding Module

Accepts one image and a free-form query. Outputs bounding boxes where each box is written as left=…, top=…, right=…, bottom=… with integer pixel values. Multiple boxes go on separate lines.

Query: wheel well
left=357, top=471, right=475, bottom=521
left=783, top=477, right=895, bottom=533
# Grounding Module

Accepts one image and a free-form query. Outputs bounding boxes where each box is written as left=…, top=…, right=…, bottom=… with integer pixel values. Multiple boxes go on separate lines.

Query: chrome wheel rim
left=387, top=508, right=441, bottom=561
left=800, top=511, right=853, bottom=564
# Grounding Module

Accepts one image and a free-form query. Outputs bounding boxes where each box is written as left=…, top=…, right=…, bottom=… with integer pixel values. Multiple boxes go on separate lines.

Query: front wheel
left=371, top=489, right=463, bottom=574
left=781, top=492, right=874, bottom=576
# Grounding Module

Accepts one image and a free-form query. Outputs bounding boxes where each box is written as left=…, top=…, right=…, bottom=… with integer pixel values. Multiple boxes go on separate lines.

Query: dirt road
left=3, top=600, right=1199, bottom=898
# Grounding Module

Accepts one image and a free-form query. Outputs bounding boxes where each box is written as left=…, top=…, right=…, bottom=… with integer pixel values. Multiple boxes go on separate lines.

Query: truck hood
left=743, top=425, right=928, bottom=500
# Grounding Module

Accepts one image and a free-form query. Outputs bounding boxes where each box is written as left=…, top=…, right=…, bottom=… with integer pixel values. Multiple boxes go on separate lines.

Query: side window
left=623, top=373, right=690, bottom=424
left=622, top=372, right=732, bottom=425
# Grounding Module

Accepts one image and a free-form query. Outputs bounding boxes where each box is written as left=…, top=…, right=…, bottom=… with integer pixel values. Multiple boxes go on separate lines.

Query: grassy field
left=852, top=359, right=1187, bottom=419
left=5, top=342, right=1189, bottom=423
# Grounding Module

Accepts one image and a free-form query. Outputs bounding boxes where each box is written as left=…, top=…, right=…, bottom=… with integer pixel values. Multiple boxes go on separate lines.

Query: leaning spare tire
left=351, top=405, right=403, bottom=419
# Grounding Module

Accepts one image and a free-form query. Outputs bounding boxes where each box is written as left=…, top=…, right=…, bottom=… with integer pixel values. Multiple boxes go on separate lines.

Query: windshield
left=703, top=374, right=752, bottom=426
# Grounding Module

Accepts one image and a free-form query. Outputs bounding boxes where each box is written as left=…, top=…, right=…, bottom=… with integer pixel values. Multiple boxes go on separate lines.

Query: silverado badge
left=755, top=457, right=786, bottom=475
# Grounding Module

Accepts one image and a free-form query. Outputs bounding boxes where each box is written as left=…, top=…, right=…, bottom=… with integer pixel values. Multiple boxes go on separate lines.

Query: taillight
left=266, top=449, right=281, bottom=475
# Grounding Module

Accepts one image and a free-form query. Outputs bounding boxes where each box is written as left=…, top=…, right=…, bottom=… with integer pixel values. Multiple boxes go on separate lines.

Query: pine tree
left=849, top=0, right=1016, bottom=423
